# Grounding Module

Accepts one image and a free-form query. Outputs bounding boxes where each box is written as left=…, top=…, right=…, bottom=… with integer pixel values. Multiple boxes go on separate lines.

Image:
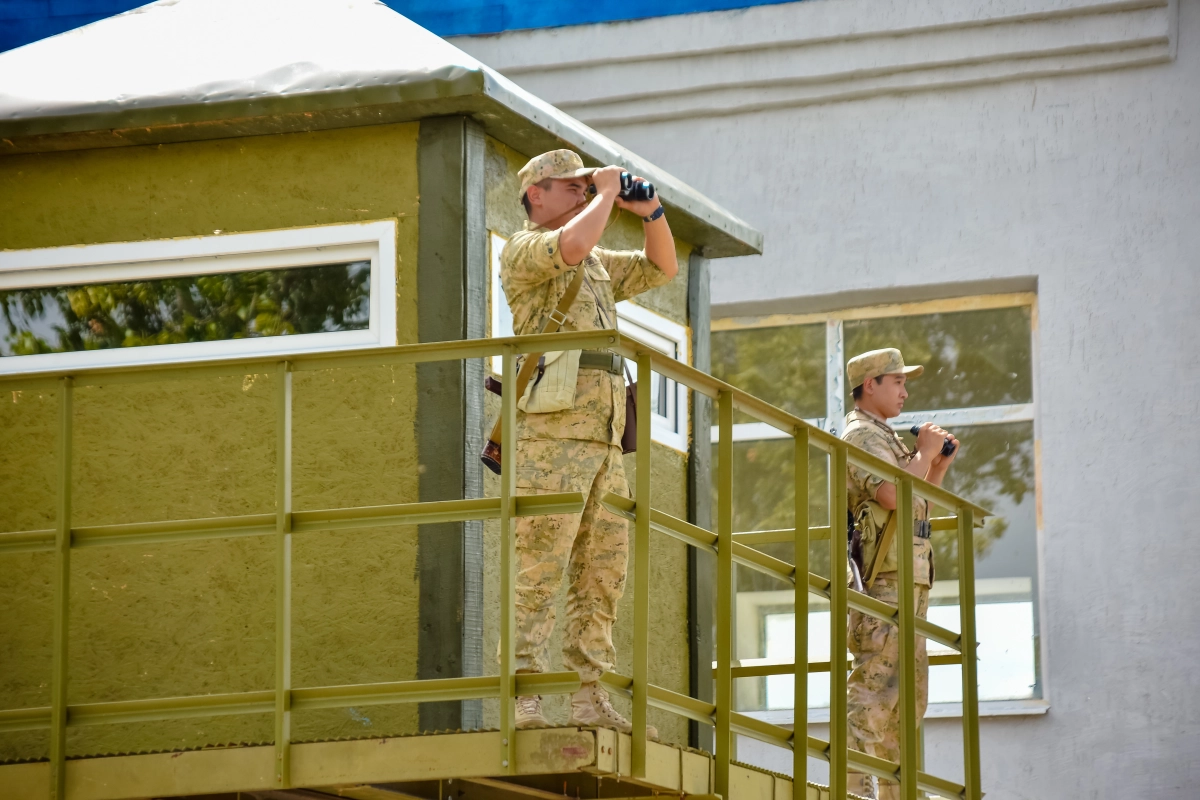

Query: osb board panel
left=0, top=123, right=423, bottom=761
left=480, top=137, right=694, bottom=748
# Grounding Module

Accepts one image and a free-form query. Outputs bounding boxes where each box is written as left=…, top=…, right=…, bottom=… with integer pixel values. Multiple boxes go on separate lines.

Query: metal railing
left=0, top=329, right=983, bottom=800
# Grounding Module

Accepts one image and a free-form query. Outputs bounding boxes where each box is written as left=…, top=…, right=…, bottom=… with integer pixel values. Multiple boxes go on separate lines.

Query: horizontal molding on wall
left=452, top=0, right=1176, bottom=126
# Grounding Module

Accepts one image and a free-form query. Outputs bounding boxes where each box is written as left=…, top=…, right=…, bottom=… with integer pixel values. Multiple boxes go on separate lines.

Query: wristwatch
left=642, top=205, right=665, bottom=223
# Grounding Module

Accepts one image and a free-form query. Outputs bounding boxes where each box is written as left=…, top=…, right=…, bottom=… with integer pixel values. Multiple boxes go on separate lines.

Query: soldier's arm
left=845, top=427, right=890, bottom=503
left=598, top=247, right=676, bottom=302
left=559, top=166, right=623, bottom=266
left=502, top=229, right=579, bottom=292
left=873, top=446, right=939, bottom=510
left=613, top=177, right=677, bottom=276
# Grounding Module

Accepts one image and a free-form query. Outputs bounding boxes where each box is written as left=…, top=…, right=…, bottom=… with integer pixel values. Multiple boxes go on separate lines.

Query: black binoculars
left=588, top=171, right=656, bottom=202
left=910, top=424, right=957, bottom=457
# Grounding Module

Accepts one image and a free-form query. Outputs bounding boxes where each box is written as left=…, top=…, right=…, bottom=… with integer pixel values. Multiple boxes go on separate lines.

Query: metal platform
left=0, top=727, right=838, bottom=800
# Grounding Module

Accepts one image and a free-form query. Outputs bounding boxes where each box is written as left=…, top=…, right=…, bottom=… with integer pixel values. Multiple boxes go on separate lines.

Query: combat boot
left=515, top=695, right=551, bottom=729
left=567, top=682, right=658, bottom=739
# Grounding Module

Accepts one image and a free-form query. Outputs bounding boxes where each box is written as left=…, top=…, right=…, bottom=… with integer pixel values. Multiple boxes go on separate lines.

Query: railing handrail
left=0, top=329, right=988, bottom=516
left=0, top=329, right=983, bottom=800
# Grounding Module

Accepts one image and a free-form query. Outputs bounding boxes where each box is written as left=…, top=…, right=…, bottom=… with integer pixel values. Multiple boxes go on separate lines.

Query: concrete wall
left=481, top=136, right=695, bottom=746
left=0, top=123, right=423, bottom=759
left=453, top=0, right=1200, bottom=796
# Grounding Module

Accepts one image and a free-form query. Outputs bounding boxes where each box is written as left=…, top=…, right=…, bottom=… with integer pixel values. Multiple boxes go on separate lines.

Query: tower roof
left=0, top=0, right=761, bottom=257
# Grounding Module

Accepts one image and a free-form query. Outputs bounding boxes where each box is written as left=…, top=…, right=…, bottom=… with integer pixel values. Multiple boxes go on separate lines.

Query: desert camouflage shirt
left=843, top=407, right=933, bottom=583
left=500, top=220, right=672, bottom=444
left=843, top=408, right=930, bottom=520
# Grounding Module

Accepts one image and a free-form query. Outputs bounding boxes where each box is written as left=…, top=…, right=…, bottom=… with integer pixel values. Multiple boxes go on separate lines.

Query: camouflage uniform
left=842, top=349, right=932, bottom=800
left=500, top=161, right=671, bottom=682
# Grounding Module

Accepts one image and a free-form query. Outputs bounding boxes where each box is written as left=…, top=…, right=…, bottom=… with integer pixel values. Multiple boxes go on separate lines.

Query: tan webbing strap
left=865, top=511, right=897, bottom=590
left=486, top=265, right=586, bottom=447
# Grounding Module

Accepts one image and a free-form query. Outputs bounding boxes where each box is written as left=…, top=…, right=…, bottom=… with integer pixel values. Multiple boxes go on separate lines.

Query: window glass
left=843, top=306, right=1033, bottom=411
left=719, top=302, right=1041, bottom=713
left=0, top=262, right=370, bottom=357
left=712, top=324, right=825, bottom=420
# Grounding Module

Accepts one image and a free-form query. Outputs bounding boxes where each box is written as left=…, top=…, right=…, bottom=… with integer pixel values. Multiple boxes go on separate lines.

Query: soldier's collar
left=848, top=406, right=889, bottom=425
left=523, top=220, right=547, bottom=232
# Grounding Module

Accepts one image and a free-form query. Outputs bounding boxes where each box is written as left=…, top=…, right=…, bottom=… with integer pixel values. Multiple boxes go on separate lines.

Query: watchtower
left=0, top=2, right=982, bottom=799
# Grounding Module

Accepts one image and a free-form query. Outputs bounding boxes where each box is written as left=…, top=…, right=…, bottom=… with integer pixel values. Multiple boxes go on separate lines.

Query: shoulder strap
left=865, top=511, right=897, bottom=589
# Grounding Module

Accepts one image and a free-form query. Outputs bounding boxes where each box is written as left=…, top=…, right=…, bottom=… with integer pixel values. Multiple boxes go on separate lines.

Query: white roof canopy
left=0, top=0, right=761, bottom=257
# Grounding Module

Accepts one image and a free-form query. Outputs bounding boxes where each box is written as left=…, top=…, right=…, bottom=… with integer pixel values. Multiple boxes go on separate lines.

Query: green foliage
left=0, top=262, right=370, bottom=356
left=843, top=306, right=1033, bottom=410
left=712, top=323, right=826, bottom=421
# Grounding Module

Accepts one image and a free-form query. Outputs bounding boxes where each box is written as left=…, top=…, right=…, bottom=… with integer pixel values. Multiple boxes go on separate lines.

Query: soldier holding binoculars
left=842, top=348, right=960, bottom=800
left=498, top=150, right=676, bottom=736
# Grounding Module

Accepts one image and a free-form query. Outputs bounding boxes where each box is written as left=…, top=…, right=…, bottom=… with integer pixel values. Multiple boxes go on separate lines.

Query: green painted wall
left=482, top=138, right=694, bottom=746
left=0, top=123, right=423, bottom=760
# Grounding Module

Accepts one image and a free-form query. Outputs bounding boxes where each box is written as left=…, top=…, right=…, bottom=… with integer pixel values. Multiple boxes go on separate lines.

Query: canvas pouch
left=517, top=349, right=582, bottom=413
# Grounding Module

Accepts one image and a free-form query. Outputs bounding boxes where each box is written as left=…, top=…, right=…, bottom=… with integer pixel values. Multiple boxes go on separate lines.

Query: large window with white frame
left=489, top=231, right=689, bottom=452
left=0, top=222, right=398, bottom=375
left=711, top=293, right=1042, bottom=720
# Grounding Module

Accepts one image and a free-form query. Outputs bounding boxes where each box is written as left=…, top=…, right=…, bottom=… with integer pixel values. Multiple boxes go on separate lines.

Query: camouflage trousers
left=512, top=438, right=629, bottom=683
left=847, top=574, right=930, bottom=800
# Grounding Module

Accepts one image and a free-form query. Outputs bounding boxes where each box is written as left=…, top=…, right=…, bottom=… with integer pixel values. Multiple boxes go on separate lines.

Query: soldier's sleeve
left=595, top=247, right=672, bottom=302
left=501, top=228, right=577, bottom=293
left=843, top=427, right=896, bottom=502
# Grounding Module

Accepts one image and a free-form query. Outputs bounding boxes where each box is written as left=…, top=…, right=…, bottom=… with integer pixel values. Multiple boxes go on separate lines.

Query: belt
left=914, top=520, right=931, bottom=539
left=578, top=350, right=624, bottom=375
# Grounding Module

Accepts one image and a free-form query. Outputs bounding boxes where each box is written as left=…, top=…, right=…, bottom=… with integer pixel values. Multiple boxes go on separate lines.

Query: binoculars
left=909, top=424, right=957, bottom=457
left=588, top=171, right=656, bottom=202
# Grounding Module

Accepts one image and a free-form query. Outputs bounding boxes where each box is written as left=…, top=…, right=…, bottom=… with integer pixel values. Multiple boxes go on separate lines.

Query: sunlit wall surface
left=0, top=0, right=802, bottom=53
left=712, top=297, right=1039, bottom=713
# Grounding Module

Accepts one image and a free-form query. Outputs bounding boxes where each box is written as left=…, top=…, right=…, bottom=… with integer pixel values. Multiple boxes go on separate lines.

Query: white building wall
left=454, top=0, right=1200, bottom=797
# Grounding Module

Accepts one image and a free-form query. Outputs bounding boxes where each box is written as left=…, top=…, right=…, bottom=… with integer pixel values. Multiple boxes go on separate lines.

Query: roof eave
left=0, top=70, right=762, bottom=258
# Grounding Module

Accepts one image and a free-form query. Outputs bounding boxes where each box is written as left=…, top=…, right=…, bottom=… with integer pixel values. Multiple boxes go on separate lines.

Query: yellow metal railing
left=0, top=329, right=983, bottom=800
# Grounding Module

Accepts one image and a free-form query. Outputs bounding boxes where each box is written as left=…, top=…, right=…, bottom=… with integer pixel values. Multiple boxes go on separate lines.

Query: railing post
left=958, top=507, right=982, bottom=800
left=792, top=427, right=809, bottom=799
left=896, top=477, right=918, bottom=800
left=498, top=346, right=517, bottom=774
left=714, top=390, right=734, bottom=799
left=828, top=444, right=848, bottom=799
left=49, top=377, right=73, bottom=800
left=632, top=353, right=653, bottom=778
left=274, top=362, right=293, bottom=787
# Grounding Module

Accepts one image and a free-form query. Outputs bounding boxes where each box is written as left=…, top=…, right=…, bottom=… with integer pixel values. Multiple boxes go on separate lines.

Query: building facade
left=451, top=0, right=1200, bottom=797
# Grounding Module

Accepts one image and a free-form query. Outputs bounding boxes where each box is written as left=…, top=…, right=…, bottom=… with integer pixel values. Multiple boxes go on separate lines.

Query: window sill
left=742, top=699, right=1049, bottom=726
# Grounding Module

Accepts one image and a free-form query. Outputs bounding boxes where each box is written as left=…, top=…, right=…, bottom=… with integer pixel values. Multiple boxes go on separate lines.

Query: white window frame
left=713, top=291, right=1047, bottom=720
left=488, top=230, right=690, bottom=451
left=616, top=301, right=689, bottom=453
left=712, top=292, right=1038, bottom=439
left=0, top=221, right=398, bottom=375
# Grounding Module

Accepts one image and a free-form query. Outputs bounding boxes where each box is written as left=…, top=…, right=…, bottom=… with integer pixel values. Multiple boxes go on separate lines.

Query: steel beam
left=49, top=377, right=72, bottom=800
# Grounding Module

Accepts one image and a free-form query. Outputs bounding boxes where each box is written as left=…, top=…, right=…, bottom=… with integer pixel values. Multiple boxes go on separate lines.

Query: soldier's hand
left=916, top=422, right=948, bottom=459
left=590, top=166, right=624, bottom=200
left=614, top=175, right=662, bottom=218
left=932, top=432, right=960, bottom=469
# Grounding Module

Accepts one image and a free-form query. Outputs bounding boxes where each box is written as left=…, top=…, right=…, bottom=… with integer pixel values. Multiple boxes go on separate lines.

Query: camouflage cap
left=846, top=348, right=924, bottom=388
left=518, top=149, right=596, bottom=201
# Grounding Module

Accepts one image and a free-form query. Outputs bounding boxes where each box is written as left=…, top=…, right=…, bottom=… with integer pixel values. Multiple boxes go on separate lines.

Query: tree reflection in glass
left=0, top=261, right=371, bottom=357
